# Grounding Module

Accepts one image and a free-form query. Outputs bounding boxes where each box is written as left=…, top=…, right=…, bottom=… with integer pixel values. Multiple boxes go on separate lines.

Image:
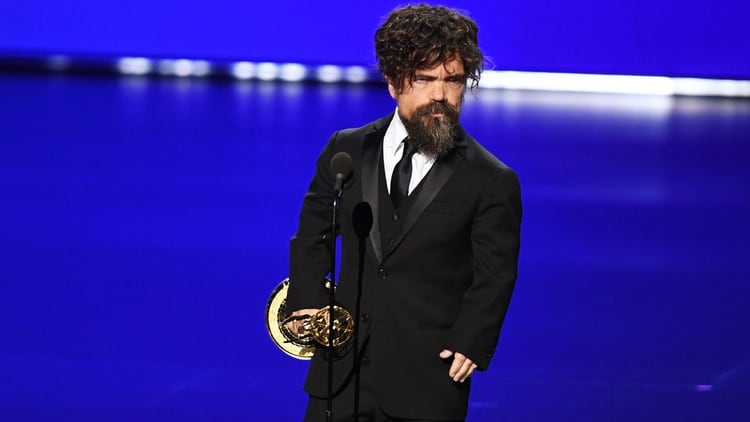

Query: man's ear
left=386, top=79, right=398, bottom=100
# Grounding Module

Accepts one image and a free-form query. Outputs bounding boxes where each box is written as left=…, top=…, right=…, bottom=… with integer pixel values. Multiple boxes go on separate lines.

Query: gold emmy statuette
left=265, top=278, right=354, bottom=359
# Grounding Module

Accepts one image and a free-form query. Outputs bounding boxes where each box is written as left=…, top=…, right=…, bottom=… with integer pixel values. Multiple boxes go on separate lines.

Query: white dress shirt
left=382, top=108, right=436, bottom=195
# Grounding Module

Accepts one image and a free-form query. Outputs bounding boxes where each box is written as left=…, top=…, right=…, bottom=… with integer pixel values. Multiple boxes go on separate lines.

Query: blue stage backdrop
left=1, top=0, right=748, bottom=79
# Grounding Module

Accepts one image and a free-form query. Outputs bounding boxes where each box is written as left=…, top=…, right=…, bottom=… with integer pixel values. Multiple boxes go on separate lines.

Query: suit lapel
left=360, top=117, right=390, bottom=264
left=381, top=147, right=463, bottom=262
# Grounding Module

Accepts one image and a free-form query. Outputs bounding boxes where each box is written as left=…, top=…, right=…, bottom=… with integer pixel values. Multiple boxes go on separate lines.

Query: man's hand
left=285, top=309, right=320, bottom=335
left=439, top=349, right=477, bottom=383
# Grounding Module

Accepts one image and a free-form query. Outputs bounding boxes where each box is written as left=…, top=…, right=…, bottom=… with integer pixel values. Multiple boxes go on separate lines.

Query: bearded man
left=284, top=4, right=522, bottom=421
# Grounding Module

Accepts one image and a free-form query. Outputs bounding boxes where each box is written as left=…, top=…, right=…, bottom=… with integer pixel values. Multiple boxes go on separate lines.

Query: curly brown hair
left=375, top=4, right=484, bottom=93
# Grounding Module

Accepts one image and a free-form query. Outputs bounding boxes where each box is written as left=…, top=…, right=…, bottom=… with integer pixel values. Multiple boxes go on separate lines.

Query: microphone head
left=352, top=201, right=373, bottom=238
left=330, top=152, right=353, bottom=179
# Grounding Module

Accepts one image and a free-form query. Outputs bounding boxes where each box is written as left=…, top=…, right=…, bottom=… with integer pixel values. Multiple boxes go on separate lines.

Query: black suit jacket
left=286, top=114, right=522, bottom=420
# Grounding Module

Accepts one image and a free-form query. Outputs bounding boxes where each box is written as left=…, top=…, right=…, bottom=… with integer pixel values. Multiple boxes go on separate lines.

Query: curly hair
left=375, top=4, right=484, bottom=93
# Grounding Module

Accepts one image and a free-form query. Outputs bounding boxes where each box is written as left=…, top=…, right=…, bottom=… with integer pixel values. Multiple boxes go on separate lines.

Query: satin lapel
left=382, top=146, right=464, bottom=262
left=360, top=120, right=389, bottom=264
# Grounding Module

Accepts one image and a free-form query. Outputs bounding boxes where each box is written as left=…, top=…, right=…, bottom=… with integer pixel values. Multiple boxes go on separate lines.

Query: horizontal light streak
left=4, top=55, right=749, bottom=97
left=481, top=71, right=750, bottom=97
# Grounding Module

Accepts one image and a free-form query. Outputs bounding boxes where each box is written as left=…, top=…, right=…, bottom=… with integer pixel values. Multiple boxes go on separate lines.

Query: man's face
left=388, top=57, right=466, bottom=120
left=388, top=57, right=466, bottom=157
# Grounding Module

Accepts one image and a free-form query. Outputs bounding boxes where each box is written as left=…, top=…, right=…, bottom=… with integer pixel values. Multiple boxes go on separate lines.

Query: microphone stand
left=351, top=202, right=372, bottom=421
left=324, top=152, right=351, bottom=422
left=327, top=183, right=344, bottom=422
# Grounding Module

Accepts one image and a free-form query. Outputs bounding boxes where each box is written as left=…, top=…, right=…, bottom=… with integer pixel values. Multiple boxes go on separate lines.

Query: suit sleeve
left=448, top=168, right=522, bottom=370
left=284, top=132, right=340, bottom=312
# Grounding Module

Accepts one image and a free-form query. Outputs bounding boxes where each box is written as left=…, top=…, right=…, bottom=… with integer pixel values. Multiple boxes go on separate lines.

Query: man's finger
left=285, top=309, right=319, bottom=335
left=455, top=359, right=477, bottom=383
left=451, top=353, right=477, bottom=382
left=449, top=352, right=466, bottom=378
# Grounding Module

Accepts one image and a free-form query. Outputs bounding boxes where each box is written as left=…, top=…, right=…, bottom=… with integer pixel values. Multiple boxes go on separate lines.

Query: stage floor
left=1, top=73, right=749, bottom=421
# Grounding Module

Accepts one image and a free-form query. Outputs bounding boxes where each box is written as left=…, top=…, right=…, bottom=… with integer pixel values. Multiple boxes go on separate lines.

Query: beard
left=401, top=101, right=460, bottom=158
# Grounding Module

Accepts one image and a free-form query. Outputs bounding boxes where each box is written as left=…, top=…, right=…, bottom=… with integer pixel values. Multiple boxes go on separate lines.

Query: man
left=285, top=4, right=522, bottom=421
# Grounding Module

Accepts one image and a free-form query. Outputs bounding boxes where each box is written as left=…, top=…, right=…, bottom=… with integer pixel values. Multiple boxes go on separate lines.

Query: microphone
left=330, top=152, right=353, bottom=197
left=352, top=202, right=373, bottom=239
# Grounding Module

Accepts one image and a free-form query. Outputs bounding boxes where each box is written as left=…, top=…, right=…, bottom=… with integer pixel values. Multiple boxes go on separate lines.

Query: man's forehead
left=415, top=59, right=465, bottom=75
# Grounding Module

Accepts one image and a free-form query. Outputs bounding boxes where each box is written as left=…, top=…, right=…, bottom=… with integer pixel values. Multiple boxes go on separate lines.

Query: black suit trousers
left=302, top=342, right=464, bottom=422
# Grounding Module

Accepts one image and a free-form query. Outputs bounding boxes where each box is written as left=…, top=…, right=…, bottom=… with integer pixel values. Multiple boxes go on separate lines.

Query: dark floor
left=1, top=73, right=749, bottom=421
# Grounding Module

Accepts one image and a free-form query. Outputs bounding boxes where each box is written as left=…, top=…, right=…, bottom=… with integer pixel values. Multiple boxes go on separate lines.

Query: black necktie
left=390, top=138, right=416, bottom=208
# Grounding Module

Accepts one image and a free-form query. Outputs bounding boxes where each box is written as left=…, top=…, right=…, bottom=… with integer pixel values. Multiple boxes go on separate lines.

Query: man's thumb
left=439, top=349, right=453, bottom=359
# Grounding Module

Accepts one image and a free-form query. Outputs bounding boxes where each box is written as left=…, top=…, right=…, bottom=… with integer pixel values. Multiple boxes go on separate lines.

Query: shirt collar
left=384, top=107, right=409, bottom=156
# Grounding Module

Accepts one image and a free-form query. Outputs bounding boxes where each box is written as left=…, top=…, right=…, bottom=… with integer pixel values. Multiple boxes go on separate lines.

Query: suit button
left=378, top=268, right=387, bottom=279
left=392, top=213, right=399, bottom=222
left=361, top=313, right=369, bottom=322
left=386, top=238, right=394, bottom=247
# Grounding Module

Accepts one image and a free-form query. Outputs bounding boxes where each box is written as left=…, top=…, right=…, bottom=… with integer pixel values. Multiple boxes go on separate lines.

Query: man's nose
left=431, top=81, right=446, bottom=101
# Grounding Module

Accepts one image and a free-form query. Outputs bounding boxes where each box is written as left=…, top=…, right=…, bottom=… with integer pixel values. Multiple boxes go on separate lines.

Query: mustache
left=415, top=101, right=457, bottom=117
